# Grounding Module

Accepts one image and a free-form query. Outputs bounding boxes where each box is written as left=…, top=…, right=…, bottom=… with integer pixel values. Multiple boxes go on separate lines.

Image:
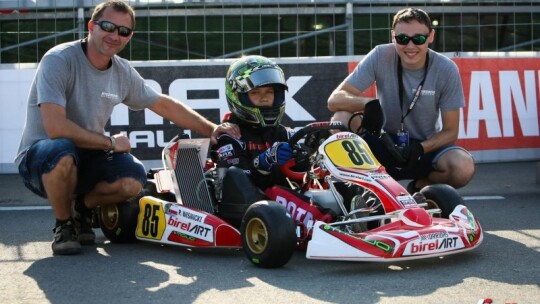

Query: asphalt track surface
left=0, top=161, right=539, bottom=304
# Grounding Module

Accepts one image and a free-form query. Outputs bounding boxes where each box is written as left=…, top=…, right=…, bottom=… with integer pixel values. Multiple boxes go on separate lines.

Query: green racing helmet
left=225, top=55, right=288, bottom=127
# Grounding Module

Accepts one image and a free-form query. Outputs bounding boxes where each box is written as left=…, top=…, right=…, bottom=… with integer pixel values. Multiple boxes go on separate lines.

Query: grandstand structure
left=0, top=0, right=538, bottom=63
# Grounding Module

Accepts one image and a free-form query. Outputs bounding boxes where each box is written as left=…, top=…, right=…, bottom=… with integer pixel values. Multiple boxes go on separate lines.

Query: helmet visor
left=236, top=68, right=287, bottom=93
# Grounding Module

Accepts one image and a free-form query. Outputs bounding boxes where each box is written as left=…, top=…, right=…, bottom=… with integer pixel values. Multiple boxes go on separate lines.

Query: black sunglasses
left=94, top=20, right=133, bottom=37
left=394, top=34, right=429, bottom=45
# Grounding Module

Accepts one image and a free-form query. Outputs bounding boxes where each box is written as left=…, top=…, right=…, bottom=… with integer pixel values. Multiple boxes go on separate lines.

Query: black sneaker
left=73, top=195, right=96, bottom=245
left=52, top=221, right=81, bottom=255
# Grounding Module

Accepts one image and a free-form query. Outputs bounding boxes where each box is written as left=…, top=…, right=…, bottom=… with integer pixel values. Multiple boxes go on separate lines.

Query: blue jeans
left=18, top=138, right=147, bottom=198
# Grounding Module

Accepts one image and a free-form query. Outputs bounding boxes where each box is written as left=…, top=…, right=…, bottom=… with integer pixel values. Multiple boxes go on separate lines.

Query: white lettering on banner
left=500, top=71, right=539, bottom=136
left=143, top=79, right=166, bottom=125
left=284, top=76, right=315, bottom=121
left=106, top=130, right=168, bottom=148
left=460, top=71, right=500, bottom=138
left=128, top=131, right=168, bottom=148
left=110, top=104, right=130, bottom=126
left=460, top=70, right=539, bottom=139
left=169, top=78, right=229, bottom=120
left=169, top=77, right=315, bottom=122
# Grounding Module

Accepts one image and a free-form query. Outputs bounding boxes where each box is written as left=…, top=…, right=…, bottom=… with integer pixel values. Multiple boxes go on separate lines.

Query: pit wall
left=1, top=53, right=539, bottom=173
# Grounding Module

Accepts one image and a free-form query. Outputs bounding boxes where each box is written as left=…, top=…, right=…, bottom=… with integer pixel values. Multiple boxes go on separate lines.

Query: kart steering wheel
left=280, top=121, right=348, bottom=181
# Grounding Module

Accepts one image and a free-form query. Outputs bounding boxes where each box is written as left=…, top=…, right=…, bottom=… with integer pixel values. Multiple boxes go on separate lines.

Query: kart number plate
left=136, top=198, right=166, bottom=240
left=323, top=138, right=380, bottom=170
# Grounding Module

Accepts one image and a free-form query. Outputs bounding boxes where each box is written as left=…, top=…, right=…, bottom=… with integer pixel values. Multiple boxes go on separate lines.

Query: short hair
left=91, top=0, right=136, bottom=29
left=392, top=8, right=432, bottom=33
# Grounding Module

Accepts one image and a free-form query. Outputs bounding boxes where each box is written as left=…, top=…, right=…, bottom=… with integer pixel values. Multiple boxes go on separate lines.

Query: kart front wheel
left=420, top=184, right=463, bottom=218
left=241, top=201, right=296, bottom=268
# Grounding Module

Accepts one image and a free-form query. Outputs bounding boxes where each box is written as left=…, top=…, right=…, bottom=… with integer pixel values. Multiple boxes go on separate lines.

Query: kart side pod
left=135, top=196, right=242, bottom=248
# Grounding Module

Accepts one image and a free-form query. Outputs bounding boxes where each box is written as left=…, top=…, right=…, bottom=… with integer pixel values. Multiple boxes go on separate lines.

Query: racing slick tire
left=98, top=193, right=141, bottom=243
left=420, top=184, right=463, bottom=218
left=98, top=179, right=176, bottom=243
left=241, top=200, right=296, bottom=268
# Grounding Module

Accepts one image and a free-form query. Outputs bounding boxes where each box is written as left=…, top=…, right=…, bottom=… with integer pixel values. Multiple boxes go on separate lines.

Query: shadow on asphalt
left=19, top=196, right=540, bottom=304
left=3, top=161, right=536, bottom=303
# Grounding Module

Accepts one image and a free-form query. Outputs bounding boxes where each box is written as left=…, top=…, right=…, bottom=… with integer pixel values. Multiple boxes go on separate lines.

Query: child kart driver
left=212, top=55, right=364, bottom=229
left=211, top=55, right=297, bottom=225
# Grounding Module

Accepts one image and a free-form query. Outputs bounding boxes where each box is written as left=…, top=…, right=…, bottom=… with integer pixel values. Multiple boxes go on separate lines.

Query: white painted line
left=0, top=206, right=52, bottom=211
left=463, top=196, right=505, bottom=200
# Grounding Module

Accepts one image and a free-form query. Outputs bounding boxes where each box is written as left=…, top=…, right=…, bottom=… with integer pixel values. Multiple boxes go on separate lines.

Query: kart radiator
left=166, top=138, right=215, bottom=214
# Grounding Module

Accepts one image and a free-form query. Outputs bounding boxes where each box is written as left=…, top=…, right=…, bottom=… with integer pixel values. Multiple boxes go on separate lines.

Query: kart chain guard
left=168, top=139, right=215, bottom=214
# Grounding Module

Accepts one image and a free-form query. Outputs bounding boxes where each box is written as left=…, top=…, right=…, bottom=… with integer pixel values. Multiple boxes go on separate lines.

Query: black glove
left=401, top=141, right=424, bottom=169
left=360, top=99, right=384, bottom=136
left=380, top=132, right=424, bottom=168
left=380, top=132, right=406, bottom=163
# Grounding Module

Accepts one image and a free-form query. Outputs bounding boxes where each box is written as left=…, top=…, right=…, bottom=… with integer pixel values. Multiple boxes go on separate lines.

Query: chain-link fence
left=1, top=0, right=539, bottom=63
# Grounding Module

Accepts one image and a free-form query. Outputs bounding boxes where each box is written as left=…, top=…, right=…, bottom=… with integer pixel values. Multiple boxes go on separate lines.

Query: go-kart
left=97, top=121, right=482, bottom=267
left=98, top=135, right=297, bottom=269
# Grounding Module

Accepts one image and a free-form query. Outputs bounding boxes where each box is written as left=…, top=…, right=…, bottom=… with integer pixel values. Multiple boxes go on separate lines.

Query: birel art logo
left=167, top=216, right=213, bottom=242
left=335, top=133, right=355, bottom=139
left=404, top=236, right=464, bottom=256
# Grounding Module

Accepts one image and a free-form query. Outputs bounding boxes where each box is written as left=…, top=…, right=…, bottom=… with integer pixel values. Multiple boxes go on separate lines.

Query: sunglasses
left=94, top=20, right=133, bottom=37
left=394, top=34, right=429, bottom=45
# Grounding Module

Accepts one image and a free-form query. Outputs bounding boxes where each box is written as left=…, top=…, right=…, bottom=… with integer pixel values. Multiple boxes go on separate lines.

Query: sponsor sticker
left=397, top=195, right=417, bottom=207
left=403, top=236, right=464, bottom=256
left=167, top=212, right=213, bottom=242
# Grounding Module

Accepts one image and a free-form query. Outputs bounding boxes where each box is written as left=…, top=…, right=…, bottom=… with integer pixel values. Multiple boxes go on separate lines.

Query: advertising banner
left=453, top=58, right=539, bottom=161
left=1, top=54, right=539, bottom=173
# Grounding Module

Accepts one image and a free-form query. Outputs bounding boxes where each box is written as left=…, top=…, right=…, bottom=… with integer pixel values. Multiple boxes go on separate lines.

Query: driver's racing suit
left=211, top=114, right=293, bottom=191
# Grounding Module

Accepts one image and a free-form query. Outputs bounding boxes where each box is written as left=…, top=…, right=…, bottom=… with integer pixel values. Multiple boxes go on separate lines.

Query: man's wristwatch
left=105, top=136, right=116, bottom=160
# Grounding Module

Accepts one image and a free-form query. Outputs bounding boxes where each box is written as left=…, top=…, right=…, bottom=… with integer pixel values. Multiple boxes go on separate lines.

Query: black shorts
left=362, top=133, right=468, bottom=181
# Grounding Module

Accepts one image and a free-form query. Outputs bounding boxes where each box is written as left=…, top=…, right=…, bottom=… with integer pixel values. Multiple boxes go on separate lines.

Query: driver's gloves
left=253, top=142, right=293, bottom=171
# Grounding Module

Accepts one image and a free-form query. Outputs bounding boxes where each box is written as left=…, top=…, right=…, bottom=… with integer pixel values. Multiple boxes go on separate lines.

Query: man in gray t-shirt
left=14, top=1, right=239, bottom=255
left=328, top=8, right=474, bottom=192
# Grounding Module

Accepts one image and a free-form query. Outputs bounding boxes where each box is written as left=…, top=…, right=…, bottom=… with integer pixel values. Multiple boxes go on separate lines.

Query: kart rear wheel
left=241, top=201, right=296, bottom=268
left=98, top=194, right=141, bottom=243
left=98, top=180, right=175, bottom=243
left=420, top=184, right=463, bottom=218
